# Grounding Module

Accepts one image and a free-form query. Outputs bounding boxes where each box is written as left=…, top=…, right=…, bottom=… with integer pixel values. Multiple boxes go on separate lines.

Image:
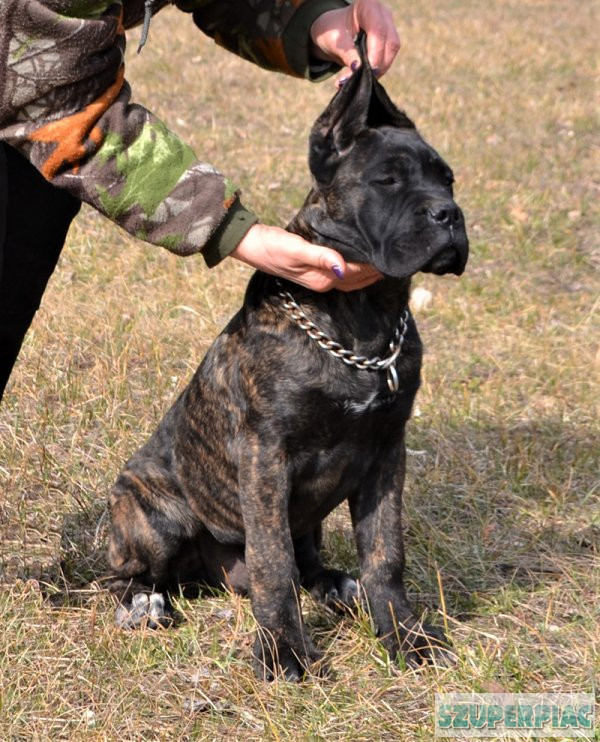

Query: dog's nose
left=427, top=202, right=462, bottom=229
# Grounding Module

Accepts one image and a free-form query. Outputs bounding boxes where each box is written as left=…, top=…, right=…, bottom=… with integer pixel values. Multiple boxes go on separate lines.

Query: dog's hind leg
left=294, top=526, right=358, bottom=611
left=106, top=473, right=195, bottom=629
left=107, top=517, right=174, bottom=630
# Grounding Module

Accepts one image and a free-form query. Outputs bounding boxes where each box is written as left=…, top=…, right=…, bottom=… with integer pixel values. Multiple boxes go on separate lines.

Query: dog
left=106, top=34, right=469, bottom=681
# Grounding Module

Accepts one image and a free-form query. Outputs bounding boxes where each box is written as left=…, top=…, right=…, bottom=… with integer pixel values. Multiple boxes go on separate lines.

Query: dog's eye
left=373, top=176, right=399, bottom=187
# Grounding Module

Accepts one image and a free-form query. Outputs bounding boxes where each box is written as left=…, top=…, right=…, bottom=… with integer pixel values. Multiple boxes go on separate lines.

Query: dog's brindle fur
left=107, top=37, right=469, bottom=680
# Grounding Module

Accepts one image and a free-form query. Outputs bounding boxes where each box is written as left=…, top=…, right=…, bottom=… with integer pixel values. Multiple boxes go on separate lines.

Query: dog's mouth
left=420, top=224, right=469, bottom=276
left=374, top=235, right=469, bottom=280
left=421, top=245, right=465, bottom=275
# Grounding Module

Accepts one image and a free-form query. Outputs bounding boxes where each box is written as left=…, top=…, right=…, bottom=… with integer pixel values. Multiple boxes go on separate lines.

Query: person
left=0, top=0, right=401, bottom=402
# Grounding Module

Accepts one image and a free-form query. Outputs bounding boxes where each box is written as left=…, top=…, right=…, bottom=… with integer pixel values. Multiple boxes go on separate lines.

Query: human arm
left=0, top=0, right=395, bottom=289
left=183, top=0, right=400, bottom=287
left=181, top=0, right=400, bottom=80
left=0, top=0, right=255, bottom=265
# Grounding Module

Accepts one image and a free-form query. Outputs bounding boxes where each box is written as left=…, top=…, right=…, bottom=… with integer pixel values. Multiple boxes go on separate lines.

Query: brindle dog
left=107, top=35, right=469, bottom=681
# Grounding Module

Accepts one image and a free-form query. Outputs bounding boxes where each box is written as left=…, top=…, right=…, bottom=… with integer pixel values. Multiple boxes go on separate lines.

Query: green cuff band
left=283, top=0, right=350, bottom=80
left=201, top=199, right=259, bottom=268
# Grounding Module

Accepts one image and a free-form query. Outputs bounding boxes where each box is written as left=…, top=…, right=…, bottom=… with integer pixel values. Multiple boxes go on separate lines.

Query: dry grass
left=1, top=0, right=598, bottom=738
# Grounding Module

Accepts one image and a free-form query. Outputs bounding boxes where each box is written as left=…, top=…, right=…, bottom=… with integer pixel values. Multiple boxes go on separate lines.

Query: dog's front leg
left=349, top=438, right=448, bottom=667
left=239, top=435, right=321, bottom=681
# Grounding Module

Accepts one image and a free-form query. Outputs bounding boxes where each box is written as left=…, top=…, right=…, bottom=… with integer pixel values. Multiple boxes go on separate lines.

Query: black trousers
left=0, top=143, right=81, bottom=402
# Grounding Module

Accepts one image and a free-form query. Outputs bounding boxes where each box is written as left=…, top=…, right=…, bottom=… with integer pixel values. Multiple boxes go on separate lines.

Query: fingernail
left=351, top=60, right=359, bottom=72
left=331, top=265, right=345, bottom=279
left=337, top=76, right=349, bottom=88
left=372, top=66, right=381, bottom=78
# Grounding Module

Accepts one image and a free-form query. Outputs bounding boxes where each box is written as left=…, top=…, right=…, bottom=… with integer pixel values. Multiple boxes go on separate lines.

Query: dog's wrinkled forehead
left=309, top=32, right=417, bottom=185
left=345, top=125, right=454, bottom=185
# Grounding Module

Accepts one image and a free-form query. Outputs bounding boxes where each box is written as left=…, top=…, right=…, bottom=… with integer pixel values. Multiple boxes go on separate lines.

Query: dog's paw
left=115, top=592, right=173, bottom=630
left=307, top=568, right=359, bottom=611
left=252, top=631, right=326, bottom=682
left=398, top=621, right=453, bottom=669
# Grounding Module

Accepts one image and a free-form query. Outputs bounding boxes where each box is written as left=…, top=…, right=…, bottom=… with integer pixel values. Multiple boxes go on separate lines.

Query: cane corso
left=107, top=35, right=469, bottom=680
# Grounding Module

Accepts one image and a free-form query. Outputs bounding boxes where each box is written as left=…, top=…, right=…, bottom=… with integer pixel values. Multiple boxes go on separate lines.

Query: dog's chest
left=283, top=383, right=414, bottom=531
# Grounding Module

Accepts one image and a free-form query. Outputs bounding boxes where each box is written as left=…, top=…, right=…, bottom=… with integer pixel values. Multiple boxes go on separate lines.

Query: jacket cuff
left=201, top=198, right=258, bottom=267
left=283, top=0, right=349, bottom=80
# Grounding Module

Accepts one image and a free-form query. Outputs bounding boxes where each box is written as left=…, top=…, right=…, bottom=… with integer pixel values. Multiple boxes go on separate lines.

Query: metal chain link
left=275, top=279, right=410, bottom=392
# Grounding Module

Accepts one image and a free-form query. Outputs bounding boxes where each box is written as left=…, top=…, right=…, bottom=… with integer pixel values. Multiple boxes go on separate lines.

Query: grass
left=1, top=0, right=598, bottom=738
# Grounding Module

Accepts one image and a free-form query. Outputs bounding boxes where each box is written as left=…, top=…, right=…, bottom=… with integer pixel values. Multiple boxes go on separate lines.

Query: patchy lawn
left=1, top=0, right=598, bottom=738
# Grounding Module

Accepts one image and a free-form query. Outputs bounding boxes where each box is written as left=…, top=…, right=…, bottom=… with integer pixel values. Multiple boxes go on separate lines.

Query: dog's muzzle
left=421, top=200, right=469, bottom=276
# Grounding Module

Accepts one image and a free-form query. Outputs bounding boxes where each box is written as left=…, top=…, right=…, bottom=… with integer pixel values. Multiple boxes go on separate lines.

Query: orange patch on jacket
left=29, top=65, right=125, bottom=180
left=115, top=6, right=125, bottom=35
left=253, top=38, right=297, bottom=77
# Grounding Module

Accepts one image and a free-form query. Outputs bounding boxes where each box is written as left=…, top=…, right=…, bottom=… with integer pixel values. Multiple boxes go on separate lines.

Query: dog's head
left=301, top=33, right=469, bottom=279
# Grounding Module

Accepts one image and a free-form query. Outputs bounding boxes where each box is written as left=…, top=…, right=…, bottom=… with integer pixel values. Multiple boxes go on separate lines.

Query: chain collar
left=275, top=279, right=410, bottom=394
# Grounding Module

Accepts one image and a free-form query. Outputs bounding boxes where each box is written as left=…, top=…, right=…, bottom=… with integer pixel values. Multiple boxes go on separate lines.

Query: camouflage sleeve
left=177, top=0, right=349, bottom=80
left=0, top=0, right=257, bottom=267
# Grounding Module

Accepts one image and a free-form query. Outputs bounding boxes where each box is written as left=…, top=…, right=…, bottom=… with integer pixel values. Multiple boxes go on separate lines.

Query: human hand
left=230, top=224, right=381, bottom=292
left=310, top=0, right=400, bottom=82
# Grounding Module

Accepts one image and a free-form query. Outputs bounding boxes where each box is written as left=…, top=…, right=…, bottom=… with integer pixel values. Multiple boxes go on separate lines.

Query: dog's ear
left=309, top=31, right=414, bottom=185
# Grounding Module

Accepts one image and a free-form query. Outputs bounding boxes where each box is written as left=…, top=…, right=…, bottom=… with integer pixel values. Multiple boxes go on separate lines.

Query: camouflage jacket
left=0, top=0, right=344, bottom=266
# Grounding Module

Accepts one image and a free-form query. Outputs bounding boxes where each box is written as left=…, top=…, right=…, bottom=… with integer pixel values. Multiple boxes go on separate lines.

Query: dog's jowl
left=107, top=34, right=469, bottom=681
